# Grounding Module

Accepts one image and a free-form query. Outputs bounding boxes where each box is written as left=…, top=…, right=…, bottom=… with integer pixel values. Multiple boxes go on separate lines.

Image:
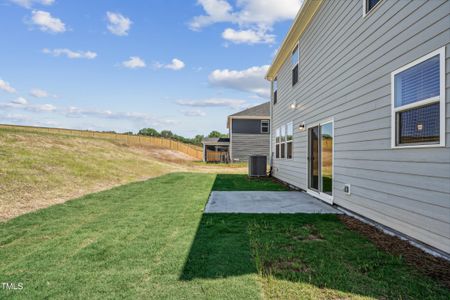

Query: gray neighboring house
left=227, top=102, right=271, bottom=162
left=266, top=0, right=449, bottom=254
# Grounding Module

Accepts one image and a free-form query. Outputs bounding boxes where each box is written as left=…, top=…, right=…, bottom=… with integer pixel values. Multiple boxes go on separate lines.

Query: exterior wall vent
left=344, top=184, right=351, bottom=195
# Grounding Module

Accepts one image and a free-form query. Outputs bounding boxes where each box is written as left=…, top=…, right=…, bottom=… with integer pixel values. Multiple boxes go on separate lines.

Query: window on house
left=392, top=48, right=445, bottom=147
left=286, top=122, right=293, bottom=159
left=280, top=125, right=286, bottom=158
left=292, top=45, right=299, bottom=86
left=261, top=120, right=270, bottom=133
left=364, top=0, right=382, bottom=15
left=275, top=128, right=280, bottom=158
left=273, top=78, right=278, bottom=104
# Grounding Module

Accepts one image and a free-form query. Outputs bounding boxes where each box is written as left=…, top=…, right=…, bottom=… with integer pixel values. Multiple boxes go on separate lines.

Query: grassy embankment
left=0, top=127, right=245, bottom=221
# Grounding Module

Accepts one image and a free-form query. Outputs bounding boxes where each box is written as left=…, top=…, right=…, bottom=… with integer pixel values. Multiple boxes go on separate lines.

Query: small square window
left=261, top=120, right=270, bottom=133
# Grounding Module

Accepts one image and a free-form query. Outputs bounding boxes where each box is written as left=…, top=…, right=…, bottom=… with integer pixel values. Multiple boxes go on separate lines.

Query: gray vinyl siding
left=231, top=134, right=270, bottom=161
left=271, top=0, right=450, bottom=253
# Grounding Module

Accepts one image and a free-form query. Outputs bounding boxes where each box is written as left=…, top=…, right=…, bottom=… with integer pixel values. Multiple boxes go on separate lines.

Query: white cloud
left=190, top=0, right=302, bottom=45
left=106, top=12, right=132, bottom=36
left=30, top=88, right=49, bottom=98
left=11, top=97, right=28, bottom=105
left=181, top=109, right=206, bottom=117
left=10, top=0, right=54, bottom=9
left=222, top=28, right=275, bottom=44
left=190, top=0, right=234, bottom=30
left=208, top=65, right=270, bottom=98
left=43, top=48, right=97, bottom=59
left=122, top=56, right=146, bottom=69
left=65, top=106, right=176, bottom=127
left=30, top=10, right=66, bottom=33
left=0, top=79, right=16, bottom=93
left=33, top=103, right=56, bottom=112
left=165, top=58, right=185, bottom=70
left=154, top=58, right=186, bottom=71
left=0, top=98, right=56, bottom=112
left=176, top=98, right=247, bottom=109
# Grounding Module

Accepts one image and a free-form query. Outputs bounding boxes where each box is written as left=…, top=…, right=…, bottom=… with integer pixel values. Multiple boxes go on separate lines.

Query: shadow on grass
left=211, top=174, right=289, bottom=191
left=180, top=174, right=450, bottom=299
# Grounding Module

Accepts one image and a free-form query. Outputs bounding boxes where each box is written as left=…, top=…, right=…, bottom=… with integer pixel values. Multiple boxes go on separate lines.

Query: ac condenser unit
left=248, top=155, right=267, bottom=177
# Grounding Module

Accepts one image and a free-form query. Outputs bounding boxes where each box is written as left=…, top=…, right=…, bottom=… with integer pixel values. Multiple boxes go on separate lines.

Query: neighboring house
left=227, top=102, right=271, bottom=162
left=266, top=0, right=449, bottom=254
left=201, top=137, right=230, bottom=163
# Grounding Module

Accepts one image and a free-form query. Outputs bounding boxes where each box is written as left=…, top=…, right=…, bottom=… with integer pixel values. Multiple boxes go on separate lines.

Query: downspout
left=269, top=80, right=274, bottom=176
left=229, top=118, right=233, bottom=162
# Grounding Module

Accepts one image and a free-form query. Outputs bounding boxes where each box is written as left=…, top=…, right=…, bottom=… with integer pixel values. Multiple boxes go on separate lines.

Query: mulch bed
left=339, top=215, right=450, bottom=289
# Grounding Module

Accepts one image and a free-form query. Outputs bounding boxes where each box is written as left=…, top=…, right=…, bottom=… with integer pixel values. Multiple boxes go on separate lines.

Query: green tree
left=193, top=135, right=204, bottom=145
left=138, top=128, right=160, bottom=137
left=160, top=130, right=174, bottom=138
left=208, top=130, right=227, bottom=138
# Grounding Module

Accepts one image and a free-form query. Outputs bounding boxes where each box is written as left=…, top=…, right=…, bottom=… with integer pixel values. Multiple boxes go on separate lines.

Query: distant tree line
left=136, top=128, right=228, bottom=146
left=100, top=128, right=228, bottom=146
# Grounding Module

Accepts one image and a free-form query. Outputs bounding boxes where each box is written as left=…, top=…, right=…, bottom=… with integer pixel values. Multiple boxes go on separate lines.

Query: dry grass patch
left=0, top=128, right=244, bottom=221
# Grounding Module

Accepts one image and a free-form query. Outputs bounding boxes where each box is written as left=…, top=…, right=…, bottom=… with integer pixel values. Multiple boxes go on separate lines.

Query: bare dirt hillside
left=0, top=128, right=245, bottom=221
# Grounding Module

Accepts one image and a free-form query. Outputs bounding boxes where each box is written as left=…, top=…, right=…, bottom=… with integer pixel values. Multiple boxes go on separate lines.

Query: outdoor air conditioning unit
left=248, top=155, right=267, bottom=177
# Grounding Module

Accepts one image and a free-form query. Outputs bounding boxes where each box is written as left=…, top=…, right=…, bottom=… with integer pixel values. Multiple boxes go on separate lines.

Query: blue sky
left=0, top=0, right=302, bottom=137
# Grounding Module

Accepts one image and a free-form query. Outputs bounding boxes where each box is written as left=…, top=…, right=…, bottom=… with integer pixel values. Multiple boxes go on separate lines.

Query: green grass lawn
left=212, top=174, right=289, bottom=191
left=1, top=173, right=448, bottom=299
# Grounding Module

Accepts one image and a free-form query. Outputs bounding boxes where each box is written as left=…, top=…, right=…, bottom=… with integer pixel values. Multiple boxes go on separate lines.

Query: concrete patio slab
left=205, top=191, right=341, bottom=214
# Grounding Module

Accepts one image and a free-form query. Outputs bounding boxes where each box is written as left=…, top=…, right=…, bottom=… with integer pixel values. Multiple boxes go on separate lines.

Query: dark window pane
left=281, top=143, right=285, bottom=158
left=287, top=142, right=293, bottom=159
left=276, top=144, right=280, bottom=158
left=395, top=55, right=440, bottom=107
left=398, top=103, right=440, bottom=145
left=292, top=65, right=298, bottom=86
left=367, top=0, right=380, bottom=12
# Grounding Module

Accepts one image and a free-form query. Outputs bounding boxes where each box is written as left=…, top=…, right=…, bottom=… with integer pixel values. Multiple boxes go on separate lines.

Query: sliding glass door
left=308, top=121, right=333, bottom=203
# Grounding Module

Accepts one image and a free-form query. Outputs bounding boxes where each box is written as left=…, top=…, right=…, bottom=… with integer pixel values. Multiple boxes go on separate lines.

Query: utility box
left=248, top=155, right=267, bottom=177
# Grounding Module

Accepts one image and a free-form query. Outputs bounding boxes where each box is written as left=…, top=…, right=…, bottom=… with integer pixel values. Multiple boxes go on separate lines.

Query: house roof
left=229, top=102, right=270, bottom=118
left=265, top=0, right=323, bottom=81
left=227, top=102, right=270, bottom=128
left=201, top=137, right=230, bottom=146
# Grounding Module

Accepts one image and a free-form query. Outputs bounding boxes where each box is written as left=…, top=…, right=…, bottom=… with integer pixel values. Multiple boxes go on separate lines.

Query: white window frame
left=390, top=47, right=446, bottom=149
left=261, top=120, right=270, bottom=133
left=363, top=0, right=384, bottom=18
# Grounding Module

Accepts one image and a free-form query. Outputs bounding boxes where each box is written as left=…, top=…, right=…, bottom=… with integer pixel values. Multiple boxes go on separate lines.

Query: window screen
left=398, top=103, right=440, bottom=144
left=394, top=55, right=440, bottom=107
